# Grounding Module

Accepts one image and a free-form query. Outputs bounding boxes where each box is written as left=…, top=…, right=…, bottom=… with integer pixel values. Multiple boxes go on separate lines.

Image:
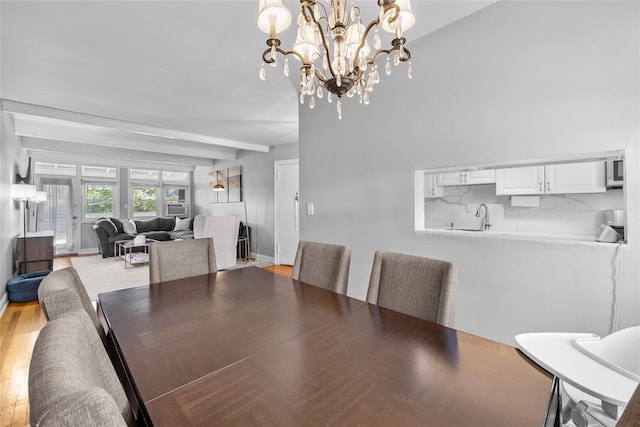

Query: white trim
left=254, top=254, right=275, bottom=265
left=0, top=293, right=8, bottom=319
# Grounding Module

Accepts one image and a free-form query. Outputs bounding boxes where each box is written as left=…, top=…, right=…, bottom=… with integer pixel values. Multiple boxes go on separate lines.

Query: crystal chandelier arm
left=262, top=43, right=306, bottom=64
left=352, top=2, right=400, bottom=70
left=369, top=42, right=411, bottom=63
left=300, top=1, right=338, bottom=79
left=352, top=16, right=381, bottom=69
left=313, top=67, right=329, bottom=84
left=380, top=1, right=401, bottom=29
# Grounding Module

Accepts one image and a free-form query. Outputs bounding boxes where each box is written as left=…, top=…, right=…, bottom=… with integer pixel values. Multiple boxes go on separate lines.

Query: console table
left=16, top=231, right=54, bottom=274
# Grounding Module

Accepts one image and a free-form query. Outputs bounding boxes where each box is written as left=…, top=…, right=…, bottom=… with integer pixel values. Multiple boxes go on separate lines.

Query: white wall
left=193, top=144, right=298, bottom=259
left=298, top=1, right=639, bottom=344
left=0, top=112, right=30, bottom=314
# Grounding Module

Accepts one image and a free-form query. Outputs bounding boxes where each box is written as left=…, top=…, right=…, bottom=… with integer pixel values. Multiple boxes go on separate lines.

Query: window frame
left=81, top=181, right=119, bottom=221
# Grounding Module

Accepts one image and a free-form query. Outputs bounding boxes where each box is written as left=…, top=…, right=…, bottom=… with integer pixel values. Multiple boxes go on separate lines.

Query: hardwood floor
left=0, top=258, right=292, bottom=426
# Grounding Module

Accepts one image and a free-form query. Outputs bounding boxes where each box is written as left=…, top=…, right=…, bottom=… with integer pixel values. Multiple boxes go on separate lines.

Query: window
left=162, top=171, right=189, bottom=183
left=35, top=162, right=77, bottom=176
left=83, top=184, right=115, bottom=219
left=130, top=169, right=159, bottom=181
left=82, top=165, right=117, bottom=179
left=132, top=186, right=158, bottom=217
left=165, top=187, right=187, bottom=203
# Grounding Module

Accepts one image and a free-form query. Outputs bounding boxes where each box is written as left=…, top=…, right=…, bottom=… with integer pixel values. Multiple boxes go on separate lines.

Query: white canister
left=134, top=234, right=146, bottom=245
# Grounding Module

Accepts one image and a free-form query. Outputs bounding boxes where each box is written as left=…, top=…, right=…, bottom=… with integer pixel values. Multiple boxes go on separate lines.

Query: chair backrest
left=38, top=267, right=105, bottom=340
left=618, top=382, right=640, bottom=426
left=193, top=215, right=240, bottom=270
left=366, top=251, right=457, bottom=328
left=148, top=238, right=217, bottom=284
left=29, top=309, right=135, bottom=426
left=291, top=240, right=351, bottom=295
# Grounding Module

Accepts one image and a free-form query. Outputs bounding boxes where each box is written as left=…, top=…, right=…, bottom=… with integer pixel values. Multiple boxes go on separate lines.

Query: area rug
left=71, top=255, right=149, bottom=300
left=70, top=255, right=272, bottom=300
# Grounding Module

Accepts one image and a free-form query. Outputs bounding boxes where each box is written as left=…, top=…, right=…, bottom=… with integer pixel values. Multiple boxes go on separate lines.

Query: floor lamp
left=211, top=181, right=253, bottom=262
left=10, top=183, right=37, bottom=273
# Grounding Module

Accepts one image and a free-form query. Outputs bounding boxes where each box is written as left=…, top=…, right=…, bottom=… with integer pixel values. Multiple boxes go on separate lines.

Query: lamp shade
left=292, top=22, right=320, bottom=63
left=345, top=21, right=370, bottom=60
left=212, top=182, right=226, bottom=191
left=10, top=183, right=37, bottom=201
left=257, top=0, right=292, bottom=36
left=381, top=0, right=416, bottom=33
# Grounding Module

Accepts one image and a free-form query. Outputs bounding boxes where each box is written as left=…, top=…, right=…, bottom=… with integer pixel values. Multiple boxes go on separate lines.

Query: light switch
left=306, top=203, right=314, bottom=216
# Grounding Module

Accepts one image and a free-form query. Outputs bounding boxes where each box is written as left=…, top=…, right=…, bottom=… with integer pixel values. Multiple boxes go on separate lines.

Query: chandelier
left=257, top=0, right=415, bottom=119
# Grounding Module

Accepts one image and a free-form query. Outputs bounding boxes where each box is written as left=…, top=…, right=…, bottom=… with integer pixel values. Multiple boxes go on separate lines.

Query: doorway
left=35, top=177, right=78, bottom=255
left=275, top=159, right=299, bottom=265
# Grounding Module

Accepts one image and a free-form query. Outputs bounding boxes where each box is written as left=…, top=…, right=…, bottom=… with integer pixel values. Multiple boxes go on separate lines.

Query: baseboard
left=78, top=248, right=100, bottom=256
left=254, top=254, right=275, bottom=265
left=0, top=292, right=8, bottom=319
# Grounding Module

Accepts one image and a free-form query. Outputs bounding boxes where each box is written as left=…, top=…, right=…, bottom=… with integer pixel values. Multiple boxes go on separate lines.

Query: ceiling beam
left=23, top=137, right=214, bottom=168
left=3, top=99, right=270, bottom=153
left=12, top=114, right=237, bottom=161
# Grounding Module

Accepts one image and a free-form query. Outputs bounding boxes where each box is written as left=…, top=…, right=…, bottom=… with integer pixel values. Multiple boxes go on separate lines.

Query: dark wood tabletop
left=98, top=266, right=553, bottom=426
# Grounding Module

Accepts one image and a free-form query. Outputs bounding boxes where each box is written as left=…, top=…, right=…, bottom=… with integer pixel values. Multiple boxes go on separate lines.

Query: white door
left=275, top=160, right=299, bottom=265
left=36, top=178, right=78, bottom=255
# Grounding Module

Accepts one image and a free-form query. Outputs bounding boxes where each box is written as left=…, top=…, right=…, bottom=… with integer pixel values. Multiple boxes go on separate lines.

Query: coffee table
left=114, top=238, right=157, bottom=269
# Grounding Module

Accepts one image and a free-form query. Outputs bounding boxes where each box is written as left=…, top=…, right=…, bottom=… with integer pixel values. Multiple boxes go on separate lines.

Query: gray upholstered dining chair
left=291, top=240, right=351, bottom=295
left=148, top=238, right=217, bottom=284
left=29, top=309, right=135, bottom=426
left=366, top=251, right=457, bottom=328
left=38, top=266, right=105, bottom=341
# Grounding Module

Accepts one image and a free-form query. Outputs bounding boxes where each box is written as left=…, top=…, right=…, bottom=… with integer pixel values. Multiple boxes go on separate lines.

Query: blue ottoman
left=6, top=270, right=51, bottom=302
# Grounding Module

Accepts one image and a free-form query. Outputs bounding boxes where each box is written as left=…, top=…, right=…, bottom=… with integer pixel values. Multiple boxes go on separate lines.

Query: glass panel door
left=37, top=178, right=76, bottom=255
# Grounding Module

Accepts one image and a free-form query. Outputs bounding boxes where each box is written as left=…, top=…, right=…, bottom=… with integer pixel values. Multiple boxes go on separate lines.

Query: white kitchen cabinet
left=496, top=161, right=606, bottom=196
left=495, top=166, right=545, bottom=195
left=437, top=170, right=495, bottom=186
left=545, top=161, right=606, bottom=194
left=424, top=174, right=443, bottom=198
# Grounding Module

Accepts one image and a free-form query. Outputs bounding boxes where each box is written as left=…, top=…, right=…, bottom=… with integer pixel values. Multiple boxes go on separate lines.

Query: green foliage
left=85, top=185, right=113, bottom=214
left=133, top=186, right=157, bottom=213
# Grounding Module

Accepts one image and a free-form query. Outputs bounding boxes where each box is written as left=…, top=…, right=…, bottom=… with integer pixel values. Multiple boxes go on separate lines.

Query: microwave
left=606, top=159, right=624, bottom=188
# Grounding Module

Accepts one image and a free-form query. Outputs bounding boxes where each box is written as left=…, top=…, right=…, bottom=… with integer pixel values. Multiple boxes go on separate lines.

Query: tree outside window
left=132, top=186, right=157, bottom=217
left=84, top=184, right=114, bottom=219
left=165, top=187, right=186, bottom=203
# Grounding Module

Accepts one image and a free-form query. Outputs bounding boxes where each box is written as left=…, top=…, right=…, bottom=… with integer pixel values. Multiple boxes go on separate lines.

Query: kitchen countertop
left=416, top=227, right=627, bottom=246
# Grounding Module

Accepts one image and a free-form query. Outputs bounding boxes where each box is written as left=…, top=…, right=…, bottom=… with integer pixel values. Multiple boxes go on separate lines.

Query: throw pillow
left=96, top=218, right=117, bottom=237
left=122, top=219, right=137, bottom=235
left=110, top=217, right=125, bottom=234
left=174, top=217, right=191, bottom=231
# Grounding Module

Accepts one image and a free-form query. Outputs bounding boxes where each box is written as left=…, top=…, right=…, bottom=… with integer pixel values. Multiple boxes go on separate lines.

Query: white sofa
left=193, top=215, right=240, bottom=270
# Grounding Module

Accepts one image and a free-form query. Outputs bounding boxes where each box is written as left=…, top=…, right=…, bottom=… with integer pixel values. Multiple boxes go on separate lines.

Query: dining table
left=98, top=266, right=554, bottom=426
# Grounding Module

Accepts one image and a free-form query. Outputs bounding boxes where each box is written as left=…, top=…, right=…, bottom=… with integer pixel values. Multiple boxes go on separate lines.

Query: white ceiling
left=1, top=1, right=496, bottom=167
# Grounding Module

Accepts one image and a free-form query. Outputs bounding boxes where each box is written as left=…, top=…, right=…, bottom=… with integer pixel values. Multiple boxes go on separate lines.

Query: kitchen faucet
left=475, top=204, right=491, bottom=230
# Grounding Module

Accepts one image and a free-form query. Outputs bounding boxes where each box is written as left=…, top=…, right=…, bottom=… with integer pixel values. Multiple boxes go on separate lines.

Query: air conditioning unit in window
left=166, top=203, right=188, bottom=217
